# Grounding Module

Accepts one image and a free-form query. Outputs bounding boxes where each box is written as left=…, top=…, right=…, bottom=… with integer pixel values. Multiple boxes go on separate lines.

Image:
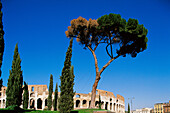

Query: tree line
left=5, top=38, right=74, bottom=112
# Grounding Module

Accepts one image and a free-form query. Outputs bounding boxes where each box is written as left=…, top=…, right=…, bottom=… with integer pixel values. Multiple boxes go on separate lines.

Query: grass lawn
left=24, top=110, right=59, bottom=113
left=72, top=108, right=108, bottom=113
left=0, top=109, right=59, bottom=113
left=0, top=108, right=108, bottom=113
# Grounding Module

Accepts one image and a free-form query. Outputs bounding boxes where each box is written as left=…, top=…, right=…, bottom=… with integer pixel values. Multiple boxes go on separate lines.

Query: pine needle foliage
left=65, top=13, right=148, bottom=108
left=0, top=0, right=5, bottom=88
left=59, top=38, right=75, bottom=113
left=47, top=74, right=53, bottom=110
left=53, top=83, right=58, bottom=111
left=6, top=44, right=23, bottom=107
left=23, top=81, right=29, bottom=109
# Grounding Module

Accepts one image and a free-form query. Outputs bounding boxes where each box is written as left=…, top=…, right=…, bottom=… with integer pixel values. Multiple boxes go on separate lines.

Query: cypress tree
left=99, top=95, right=101, bottom=109
left=128, top=103, right=130, bottom=113
left=23, top=81, right=29, bottom=109
left=59, top=38, right=75, bottom=113
left=47, top=74, right=53, bottom=110
left=6, top=44, right=23, bottom=107
left=53, top=83, right=58, bottom=111
left=68, top=66, right=75, bottom=110
left=0, top=0, right=5, bottom=88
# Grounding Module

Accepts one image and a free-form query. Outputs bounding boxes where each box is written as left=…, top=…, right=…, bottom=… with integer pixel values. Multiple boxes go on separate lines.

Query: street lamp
left=128, top=97, right=135, bottom=113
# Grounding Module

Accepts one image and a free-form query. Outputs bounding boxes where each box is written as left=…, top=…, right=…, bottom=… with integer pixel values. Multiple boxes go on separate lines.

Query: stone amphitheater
left=0, top=85, right=125, bottom=113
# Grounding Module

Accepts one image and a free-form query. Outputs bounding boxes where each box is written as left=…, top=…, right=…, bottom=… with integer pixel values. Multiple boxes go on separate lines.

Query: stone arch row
left=75, top=99, right=124, bottom=112
left=29, top=98, right=48, bottom=109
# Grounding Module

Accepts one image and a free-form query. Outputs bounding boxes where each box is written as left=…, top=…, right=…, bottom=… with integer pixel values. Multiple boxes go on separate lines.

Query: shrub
left=6, top=105, right=22, bottom=111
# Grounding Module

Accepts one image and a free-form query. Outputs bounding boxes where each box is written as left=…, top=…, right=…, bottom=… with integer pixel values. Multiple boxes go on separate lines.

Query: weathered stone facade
left=0, top=85, right=125, bottom=113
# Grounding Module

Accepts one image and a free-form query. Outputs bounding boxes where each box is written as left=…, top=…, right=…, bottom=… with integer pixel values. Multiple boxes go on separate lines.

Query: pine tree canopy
left=65, top=13, right=148, bottom=58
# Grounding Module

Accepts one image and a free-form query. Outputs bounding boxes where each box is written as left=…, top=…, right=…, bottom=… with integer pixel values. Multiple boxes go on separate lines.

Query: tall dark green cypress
left=68, top=66, right=75, bottom=110
left=53, top=83, right=58, bottom=111
left=0, top=0, right=5, bottom=88
left=99, top=94, right=101, bottom=109
left=6, top=44, right=23, bottom=107
left=47, top=74, right=53, bottom=110
left=59, top=38, right=75, bottom=113
left=23, top=81, right=29, bottom=109
left=128, top=103, right=130, bottom=113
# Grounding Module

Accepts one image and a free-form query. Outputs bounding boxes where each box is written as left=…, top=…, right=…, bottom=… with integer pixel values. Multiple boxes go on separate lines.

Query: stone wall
left=0, top=85, right=125, bottom=113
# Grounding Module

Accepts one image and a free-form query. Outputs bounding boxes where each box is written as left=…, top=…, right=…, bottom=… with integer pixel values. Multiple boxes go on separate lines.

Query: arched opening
left=114, top=103, right=116, bottom=111
left=117, top=104, right=118, bottom=112
left=119, top=104, right=121, bottom=112
left=82, top=100, right=87, bottom=107
left=105, top=102, right=108, bottom=110
left=110, top=103, right=112, bottom=110
left=76, top=94, right=80, bottom=98
left=116, top=99, right=118, bottom=102
left=30, top=99, right=35, bottom=109
left=45, top=99, right=47, bottom=106
left=76, top=100, right=80, bottom=108
left=89, top=101, right=91, bottom=107
left=3, top=100, right=5, bottom=108
left=95, top=101, right=99, bottom=107
left=30, top=93, right=35, bottom=97
left=31, top=87, right=34, bottom=92
left=37, top=98, right=42, bottom=109
left=101, top=101, right=104, bottom=109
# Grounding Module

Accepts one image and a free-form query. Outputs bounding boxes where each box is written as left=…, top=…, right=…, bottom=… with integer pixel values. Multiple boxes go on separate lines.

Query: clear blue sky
left=1, top=0, right=170, bottom=110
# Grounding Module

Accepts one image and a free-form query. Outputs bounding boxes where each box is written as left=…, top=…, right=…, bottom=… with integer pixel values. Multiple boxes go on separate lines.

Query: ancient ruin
left=0, top=85, right=125, bottom=113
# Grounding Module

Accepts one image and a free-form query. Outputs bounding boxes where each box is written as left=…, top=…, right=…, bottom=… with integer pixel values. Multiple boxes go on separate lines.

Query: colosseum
left=0, top=85, right=125, bottom=113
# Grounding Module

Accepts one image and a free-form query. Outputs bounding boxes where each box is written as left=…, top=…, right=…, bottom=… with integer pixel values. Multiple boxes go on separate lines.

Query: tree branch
left=94, top=38, right=102, bottom=51
left=109, top=36, right=113, bottom=58
left=106, top=44, right=112, bottom=58
left=87, top=46, right=99, bottom=75
left=99, top=54, right=120, bottom=75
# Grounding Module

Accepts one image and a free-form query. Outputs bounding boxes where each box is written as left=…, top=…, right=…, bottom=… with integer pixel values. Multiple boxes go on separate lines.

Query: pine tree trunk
left=90, top=74, right=100, bottom=108
left=87, top=46, right=119, bottom=109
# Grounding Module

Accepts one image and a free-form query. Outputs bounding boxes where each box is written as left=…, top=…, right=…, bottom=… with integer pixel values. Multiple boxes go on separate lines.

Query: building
left=164, top=101, right=170, bottom=113
left=0, top=86, right=6, bottom=108
left=0, top=85, right=125, bottom=113
left=132, top=108, right=153, bottom=113
left=154, top=103, right=164, bottom=113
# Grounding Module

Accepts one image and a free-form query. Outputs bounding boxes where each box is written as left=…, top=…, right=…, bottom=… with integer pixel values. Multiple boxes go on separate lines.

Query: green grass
left=0, top=109, right=59, bottom=113
left=72, top=108, right=107, bottom=113
left=24, top=110, right=59, bottom=113
left=0, top=108, right=107, bottom=113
